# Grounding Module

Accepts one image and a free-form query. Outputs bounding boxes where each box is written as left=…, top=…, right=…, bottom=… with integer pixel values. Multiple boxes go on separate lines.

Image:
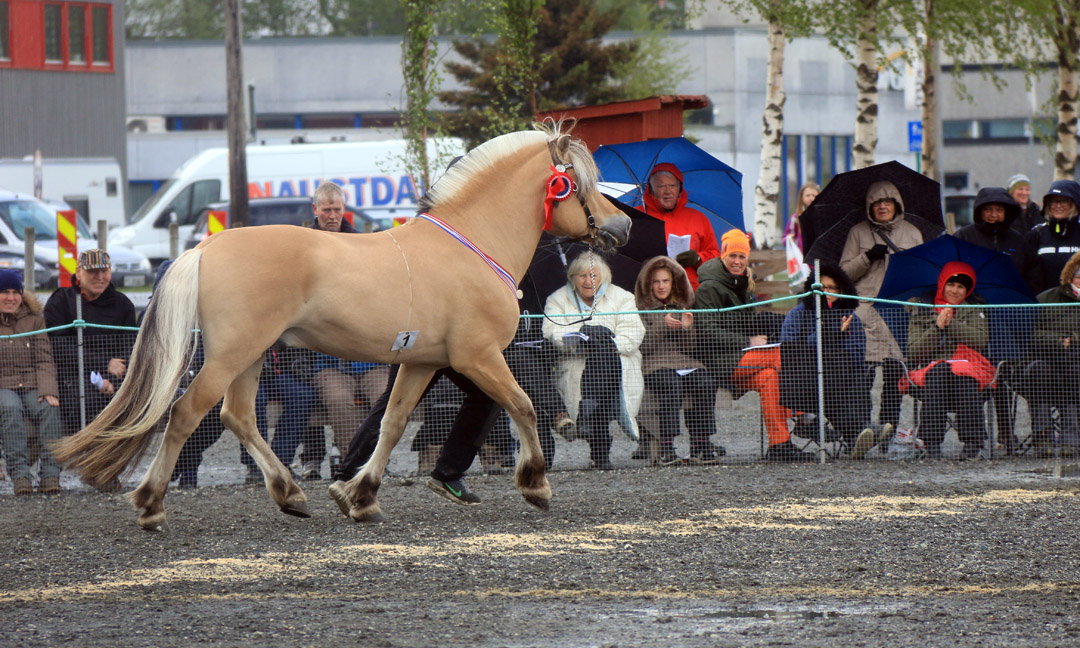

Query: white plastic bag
left=886, top=427, right=925, bottom=461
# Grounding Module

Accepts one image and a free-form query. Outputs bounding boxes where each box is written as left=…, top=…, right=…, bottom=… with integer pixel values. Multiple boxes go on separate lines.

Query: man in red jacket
left=639, top=162, right=720, bottom=290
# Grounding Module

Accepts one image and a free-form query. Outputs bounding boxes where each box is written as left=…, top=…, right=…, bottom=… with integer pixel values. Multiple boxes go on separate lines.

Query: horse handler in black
left=329, top=365, right=500, bottom=511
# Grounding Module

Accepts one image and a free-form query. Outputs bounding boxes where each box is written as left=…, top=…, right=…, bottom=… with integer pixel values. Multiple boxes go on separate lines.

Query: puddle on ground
left=1027, top=463, right=1080, bottom=478
left=700, top=608, right=840, bottom=621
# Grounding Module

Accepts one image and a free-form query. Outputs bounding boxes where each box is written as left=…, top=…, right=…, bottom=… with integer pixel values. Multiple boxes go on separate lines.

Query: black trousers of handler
left=334, top=364, right=501, bottom=482
left=919, top=363, right=984, bottom=452
left=643, top=368, right=715, bottom=451
left=487, top=340, right=566, bottom=467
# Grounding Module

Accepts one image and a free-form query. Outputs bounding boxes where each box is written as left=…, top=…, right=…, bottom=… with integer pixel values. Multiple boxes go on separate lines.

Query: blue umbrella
left=874, top=235, right=1036, bottom=361
left=593, top=137, right=743, bottom=238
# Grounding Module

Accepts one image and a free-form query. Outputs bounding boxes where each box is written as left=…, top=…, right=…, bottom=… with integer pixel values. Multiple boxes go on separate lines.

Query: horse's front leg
left=460, top=353, right=550, bottom=510
left=344, top=364, right=435, bottom=522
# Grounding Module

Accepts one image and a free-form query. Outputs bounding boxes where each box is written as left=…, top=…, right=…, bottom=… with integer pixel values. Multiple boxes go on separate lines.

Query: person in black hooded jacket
left=956, top=187, right=1041, bottom=294
left=779, top=262, right=874, bottom=456
left=954, top=187, right=1035, bottom=455
left=1025, top=179, right=1080, bottom=294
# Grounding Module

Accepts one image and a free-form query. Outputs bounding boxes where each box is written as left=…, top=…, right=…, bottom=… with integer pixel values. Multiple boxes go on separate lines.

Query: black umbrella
left=521, top=196, right=666, bottom=314
left=800, top=160, right=944, bottom=256
left=804, top=209, right=945, bottom=268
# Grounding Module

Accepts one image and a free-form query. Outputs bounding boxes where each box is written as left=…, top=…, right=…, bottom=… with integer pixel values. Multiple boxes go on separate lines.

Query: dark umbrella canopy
left=873, top=235, right=1036, bottom=361
left=520, top=197, right=667, bottom=314
left=804, top=209, right=945, bottom=267
left=800, top=160, right=944, bottom=256
left=593, top=137, right=744, bottom=238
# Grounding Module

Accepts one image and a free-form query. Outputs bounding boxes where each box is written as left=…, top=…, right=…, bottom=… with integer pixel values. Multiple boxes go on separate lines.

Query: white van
left=111, top=140, right=461, bottom=264
left=0, top=157, right=126, bottom=229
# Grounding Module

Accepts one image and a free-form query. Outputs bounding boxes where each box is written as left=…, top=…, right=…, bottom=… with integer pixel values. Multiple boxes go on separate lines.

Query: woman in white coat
left=543, top=254, right=645, bottom=470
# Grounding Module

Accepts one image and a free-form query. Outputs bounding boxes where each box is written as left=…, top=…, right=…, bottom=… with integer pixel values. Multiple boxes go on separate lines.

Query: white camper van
left=112, top=140, right=459, bottom=264
left=0, top=157, right=126, bottom=228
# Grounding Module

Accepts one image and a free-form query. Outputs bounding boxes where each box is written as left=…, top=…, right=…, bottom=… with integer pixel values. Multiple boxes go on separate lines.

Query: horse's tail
left=52, top=249, right=203, bottom=488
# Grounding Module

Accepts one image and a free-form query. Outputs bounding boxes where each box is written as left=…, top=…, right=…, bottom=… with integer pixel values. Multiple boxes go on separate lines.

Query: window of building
left=4, top=1, right=112, bottom=71
left=44, top=4, right=62, bottom=62
left=781, top=134, right=851, bottom=217
left=943, top=118, right=1047, bottom=144
left=91, top=5, right=108, bottom=64
left=0, top=2, right=10, bottom=61
left=69, top=5, right=86, bottom=64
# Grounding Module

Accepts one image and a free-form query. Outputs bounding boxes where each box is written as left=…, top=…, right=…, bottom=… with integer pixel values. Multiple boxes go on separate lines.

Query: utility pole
left=225, top=0, right=249, bottom=227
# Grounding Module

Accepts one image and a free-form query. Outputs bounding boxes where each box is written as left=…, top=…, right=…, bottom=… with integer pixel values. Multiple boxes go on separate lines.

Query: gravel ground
left=3, top=416, right=1079, bottom=648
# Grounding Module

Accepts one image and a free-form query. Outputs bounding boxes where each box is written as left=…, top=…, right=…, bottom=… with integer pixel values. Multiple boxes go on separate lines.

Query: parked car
left=0, top=189, right=154, bottom=288
left=0, top=244, right=50, bottom=290
left=184, top=197, right=399, bottom=250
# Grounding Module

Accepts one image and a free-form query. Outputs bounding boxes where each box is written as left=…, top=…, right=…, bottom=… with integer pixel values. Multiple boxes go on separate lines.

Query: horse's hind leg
left=344, top=363, right=435, bottom=522
left=129, top=373, right=228, bottom=531
left=459, top=353, right=550, bottom=510
left=220, top=360, right=310, bottom=519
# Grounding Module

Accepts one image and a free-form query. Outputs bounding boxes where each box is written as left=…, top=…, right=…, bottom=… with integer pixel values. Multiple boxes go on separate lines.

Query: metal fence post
left=813, top=259, right=827, bottom=463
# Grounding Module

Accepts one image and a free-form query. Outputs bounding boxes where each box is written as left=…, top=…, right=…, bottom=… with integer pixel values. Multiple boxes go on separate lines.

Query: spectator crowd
left=3, top=167, right=1080, bottom=499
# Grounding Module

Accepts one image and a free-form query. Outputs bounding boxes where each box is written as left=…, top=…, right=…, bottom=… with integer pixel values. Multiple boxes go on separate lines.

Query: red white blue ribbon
left=416, top=213, right=518, bottom=296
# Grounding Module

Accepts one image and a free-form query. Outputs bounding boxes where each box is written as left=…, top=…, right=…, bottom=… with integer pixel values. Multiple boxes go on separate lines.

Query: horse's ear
left=555, top=133, right=572, bottom=157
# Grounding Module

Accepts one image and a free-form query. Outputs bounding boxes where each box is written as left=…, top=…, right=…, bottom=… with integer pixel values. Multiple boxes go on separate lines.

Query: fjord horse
left=52, top=121, right=631, bottom=530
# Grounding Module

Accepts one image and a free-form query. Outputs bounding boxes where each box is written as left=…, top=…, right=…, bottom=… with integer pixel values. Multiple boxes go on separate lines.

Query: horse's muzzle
left=595, top=213, right=631, bottom=251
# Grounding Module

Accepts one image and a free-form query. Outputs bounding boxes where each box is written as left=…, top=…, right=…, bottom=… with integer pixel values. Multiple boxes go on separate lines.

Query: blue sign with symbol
left=908, top=121, right=923, bottom=153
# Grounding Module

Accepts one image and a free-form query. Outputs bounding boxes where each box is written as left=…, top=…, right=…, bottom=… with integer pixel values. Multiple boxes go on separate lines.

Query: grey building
left=0, top=0, right=126, bottom=171
left=122, top=27, right=1062, bottom=231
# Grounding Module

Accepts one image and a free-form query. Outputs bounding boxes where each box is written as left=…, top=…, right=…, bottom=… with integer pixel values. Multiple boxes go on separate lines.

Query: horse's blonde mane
left=420, top=120, right=599, bottom=211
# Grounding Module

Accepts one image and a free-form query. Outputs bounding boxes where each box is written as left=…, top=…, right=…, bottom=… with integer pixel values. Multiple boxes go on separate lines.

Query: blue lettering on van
left=371, top=177, right=395, bottom=206
left=397, top=176, right=418, bottom=205
left=255, top=177, right=420, bottom=206
left=349, top=178, right=369, bottom=205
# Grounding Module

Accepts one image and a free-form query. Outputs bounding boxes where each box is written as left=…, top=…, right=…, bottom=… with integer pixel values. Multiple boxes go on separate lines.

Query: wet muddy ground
left=3, top=443, right=1079, bottom=647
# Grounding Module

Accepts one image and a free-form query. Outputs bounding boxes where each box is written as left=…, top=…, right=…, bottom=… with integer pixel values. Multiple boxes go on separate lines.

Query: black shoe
left=592, top=457, right=615, bottom=471
left=427, top=478, right=482, bottom=506
left=688, top=447, right=721, bottom=466
left=658, top=444, right=684, bottom=466
left=176, top=472, right=198, bottom=490
left=764, top=441, right=817, bottom=463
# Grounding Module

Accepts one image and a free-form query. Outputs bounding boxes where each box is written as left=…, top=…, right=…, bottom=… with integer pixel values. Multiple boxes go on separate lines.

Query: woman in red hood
left=640, top=163, right=721, bottom=290
left=905, top=261, right=992, bottom=459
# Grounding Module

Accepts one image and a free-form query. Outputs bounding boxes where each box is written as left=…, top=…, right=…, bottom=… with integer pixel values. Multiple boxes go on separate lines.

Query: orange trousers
left=731, top=347, right=790, bottom=447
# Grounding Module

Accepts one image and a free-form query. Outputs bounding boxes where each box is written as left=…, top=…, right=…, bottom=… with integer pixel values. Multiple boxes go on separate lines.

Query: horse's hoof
left=349, top=503, right=383, bottom=523
left=522, top=493, right=551, bottom=511
left=280, top=499, right=312, bottom=519
left=328, top=481, right=353, bottom=517
left=137, top=512, right=168, bottom=532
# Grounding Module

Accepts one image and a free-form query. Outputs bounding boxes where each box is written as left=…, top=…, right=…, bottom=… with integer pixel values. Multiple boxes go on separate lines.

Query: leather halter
left=545, top=141, right=596, bottom=239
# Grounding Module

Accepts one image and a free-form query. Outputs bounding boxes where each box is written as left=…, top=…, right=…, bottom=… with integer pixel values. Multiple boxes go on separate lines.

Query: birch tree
left=851, top=0, right=880, bottom=169
left=716, top=0, right=812, bottom=247
left=1046, top=1, right=1080, bottom=179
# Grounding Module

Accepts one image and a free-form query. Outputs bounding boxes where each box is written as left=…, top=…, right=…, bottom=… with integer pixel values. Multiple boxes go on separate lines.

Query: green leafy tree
left=440, top=0, right=666, bottom=144
left=317, top=0, right=407, bottom=35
